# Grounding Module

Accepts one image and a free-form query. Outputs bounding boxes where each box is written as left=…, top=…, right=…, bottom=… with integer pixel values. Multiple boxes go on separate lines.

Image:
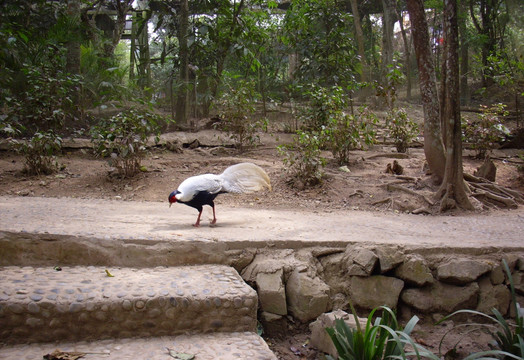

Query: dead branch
left=395, top=175, right=420, bottom=182
left=386, top=184, right=435, bottom=205
left=347, top=190, right=364, bottom=198
left=366, top=153, right=410, bottom=160
left=372, top=197, right=393, bottom=206
left=412, top=207, right=432, bottom=215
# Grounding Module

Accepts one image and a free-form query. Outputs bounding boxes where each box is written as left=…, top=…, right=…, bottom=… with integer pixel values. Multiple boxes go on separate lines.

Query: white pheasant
left=168, top=163, right=271, bottom=227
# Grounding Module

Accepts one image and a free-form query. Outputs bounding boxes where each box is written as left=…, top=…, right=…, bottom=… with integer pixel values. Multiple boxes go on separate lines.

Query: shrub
left=299, top=85, right=346, bottom=131
left=386, top=108, right=419, bottom=153
left=9, top=130, right=63, bottom=176
left=325, top=106, right=378, bottom=164
left=91, top=108, right=162, bottom=178
left=462, top=103, right=510, bottom=159
left=278, top=130, right=326, bottom=188
left=216, top=80, right=265, bottom=152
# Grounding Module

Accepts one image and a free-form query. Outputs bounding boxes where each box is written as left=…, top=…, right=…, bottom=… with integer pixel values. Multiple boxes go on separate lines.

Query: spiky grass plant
left=325, top=303, right=439, bottom=360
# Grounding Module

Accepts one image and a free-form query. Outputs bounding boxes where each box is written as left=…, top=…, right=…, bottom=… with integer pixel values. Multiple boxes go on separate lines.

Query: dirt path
left=1, top=196, right=523, bottom=250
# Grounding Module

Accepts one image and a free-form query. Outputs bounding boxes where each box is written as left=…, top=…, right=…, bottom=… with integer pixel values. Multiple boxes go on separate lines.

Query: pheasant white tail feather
left=220, top=163, right=271, bottom=194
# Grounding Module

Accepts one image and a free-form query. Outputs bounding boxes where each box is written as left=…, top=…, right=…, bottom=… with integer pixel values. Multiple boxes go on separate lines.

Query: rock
left=260, top=311, right=286, bottom=336
left=375, top=246, right=404, bottom=273
left=349, top=276, right=404, bottom=310
left=344, top=246, right=378, bottom=275
left=437, top=259, right=491, bottom=285
left=286, top=269, right=330, bottom=322
left=256, top=269, right=287, bottom=315
left=309, top=309, right=366, bottom=358
left=401, top=282, right=479, bottom=313
left=394, top=256, right=434, bottom=286
left=476, top=277, right=511, bottom=316
left=513, top=272, right=524, bottom=296
left=518, top=256, right=524, bottom=271
left=490, top=262, right=506, bottom=285
left=331, top=293, right=348, bottom=310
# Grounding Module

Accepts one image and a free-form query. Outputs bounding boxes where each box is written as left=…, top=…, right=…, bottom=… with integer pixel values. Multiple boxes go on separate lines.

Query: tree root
left=464, top=173, right=523, bottom=209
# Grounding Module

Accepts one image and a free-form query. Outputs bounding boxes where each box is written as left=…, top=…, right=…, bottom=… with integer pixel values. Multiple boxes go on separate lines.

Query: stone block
left=394, top=256, right=434, bottom=286
left=401, top=282, right=479, bottom=313
left=437, top=259, right=490, bottom=285
left=513, top=272, right=524, bottom=296
left=476, top=277, right=510, bottom=315
left=349, top=275, right=404, bottom=310
left=286, top=269, right=330, bottom=322
left=344, top=246, right=378, bottom=275
left=309, top=309, right=366, bottom=358
left=375, top=246, right=404, bottom=273
left=490, top=262, right=506, bottom=285
left=256, top=269, right=287, bottom=316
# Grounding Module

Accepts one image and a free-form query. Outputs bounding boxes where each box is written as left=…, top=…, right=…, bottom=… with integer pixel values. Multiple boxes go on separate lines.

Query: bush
left=278, top=130, right=326, bottom=188
left=9, top=130, right=63, bottom=176
left=325, top=106, right=378, bottom=164
left=386, top=108, right=419, bottom=153
left=462, top=103, right=510, bottom=159
left=91, top=108, right=162, bottom=178
left=216, top=80, right=266, bottom=152
left=299, top=85, right=346, bottom=131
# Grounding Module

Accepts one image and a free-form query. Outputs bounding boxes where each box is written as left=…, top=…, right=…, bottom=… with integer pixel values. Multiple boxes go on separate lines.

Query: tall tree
left=406, top=0, right=446, bottom=183
left=348, top=0, right=368, bottom=84
left=175, top=0, right=189, bottom=126
left=469, top=0, right=507, bottom=87
left=381, top=0, right=396, bottom=73
left=438, top=0, right=474, bottom=210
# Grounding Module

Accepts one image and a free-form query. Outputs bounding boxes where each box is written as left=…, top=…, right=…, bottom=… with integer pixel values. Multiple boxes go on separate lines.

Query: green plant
left=375, top=62, right=405, bottom=110
left=325, top=303, right=439, bottom=360
left=437, top=259, right=523, bottom=359
left=325, top=106, right=378, bottom=164
left=386, top=108, right=419, bottom=153
left=278, top=130, right=326, bottom=188
left=9, top=130, right=63, bottom=176
left=462, top=103, right=510, bottom=159
left=91, top=108, right=162, bottom=178
left=216, top=80, right=264, bottom=152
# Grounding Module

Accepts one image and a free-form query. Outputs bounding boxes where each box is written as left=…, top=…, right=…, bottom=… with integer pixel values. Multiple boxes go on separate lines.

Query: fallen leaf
left=43, top=350, right=85, bottom=360
left=166, top=348, right=195, bottom=360
left=105, top=269, right=114, bottom=277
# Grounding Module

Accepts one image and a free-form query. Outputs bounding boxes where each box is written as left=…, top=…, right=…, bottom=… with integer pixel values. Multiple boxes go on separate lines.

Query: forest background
left=0, top=0, right=523, bottom=212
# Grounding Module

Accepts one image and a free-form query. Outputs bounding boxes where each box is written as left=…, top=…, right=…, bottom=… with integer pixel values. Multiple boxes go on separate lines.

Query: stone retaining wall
left=240, top=244, right=524, bottom=325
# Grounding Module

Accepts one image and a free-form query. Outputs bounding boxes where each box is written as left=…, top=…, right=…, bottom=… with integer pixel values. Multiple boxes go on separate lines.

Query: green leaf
left=166, top=348, right=195, bottom=360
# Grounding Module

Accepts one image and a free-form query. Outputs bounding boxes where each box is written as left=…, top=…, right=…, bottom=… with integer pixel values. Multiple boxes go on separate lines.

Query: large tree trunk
left=459, top=0, right=470, bottom=105
left=406, top=0, right=446, bottom=183
left=381, top=0, right=396, bottom=108
left=349, top=0, right=368, bottom=84
left=381, top=0, right=396, bottom=68
left=396, top=9, right=412, bottom=101
left=438, top=0, right=474, bottom=211
left=175, top=0, right=189, bottom=126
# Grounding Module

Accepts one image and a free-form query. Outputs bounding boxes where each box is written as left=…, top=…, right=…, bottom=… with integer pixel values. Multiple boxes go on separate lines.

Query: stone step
left=0, top=265, right=258, bottom=344
left=0, top=331, right=277, bottom=359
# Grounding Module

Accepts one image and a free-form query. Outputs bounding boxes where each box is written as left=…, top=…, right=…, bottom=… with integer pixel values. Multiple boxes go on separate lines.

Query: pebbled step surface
left=0, top=332, right=277, bottom=359
left=0, top=265, right=257, bottom=344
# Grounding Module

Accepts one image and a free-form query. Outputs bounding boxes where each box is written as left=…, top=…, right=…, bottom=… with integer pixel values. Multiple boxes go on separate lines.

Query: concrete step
left=0, top=265, right=258, bottom=344
left=0, top=331, right=277, bottom=359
